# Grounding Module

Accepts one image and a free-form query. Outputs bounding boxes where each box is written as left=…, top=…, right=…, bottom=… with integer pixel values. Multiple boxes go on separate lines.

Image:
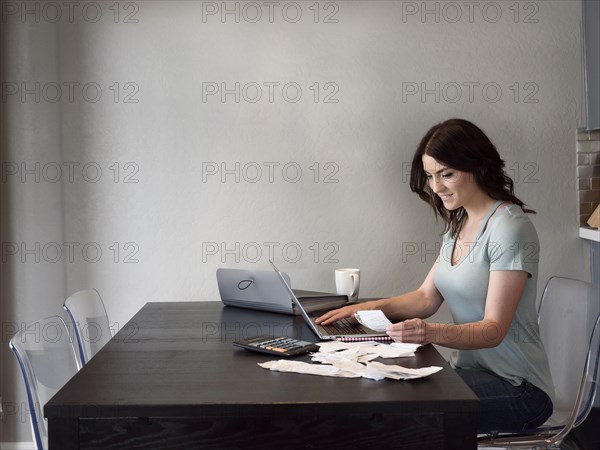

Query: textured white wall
left=0, top=0, right=587, bottom=443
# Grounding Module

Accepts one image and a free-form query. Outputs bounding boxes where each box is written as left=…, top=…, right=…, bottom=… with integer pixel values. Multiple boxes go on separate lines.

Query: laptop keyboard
left=319, top=317, right=367, bottom=335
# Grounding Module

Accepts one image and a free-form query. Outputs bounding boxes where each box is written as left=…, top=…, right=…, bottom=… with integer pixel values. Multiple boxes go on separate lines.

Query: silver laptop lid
left=269, top=260, right=389, bottom=341
left=268, top=260, right=326, bottom=338
left=216, top=268, right=294, bottom=315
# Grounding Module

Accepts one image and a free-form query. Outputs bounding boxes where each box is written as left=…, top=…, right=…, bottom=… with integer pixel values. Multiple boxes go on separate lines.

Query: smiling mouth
left=438, top=194, right=453, bottom=201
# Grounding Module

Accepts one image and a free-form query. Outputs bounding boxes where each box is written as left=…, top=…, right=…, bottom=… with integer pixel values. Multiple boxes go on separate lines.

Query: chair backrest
left=9, top=316, right=81, bottom=450
left=63, top=289, right=112, bottom=366
left=538, top=276, right=600, bottom=430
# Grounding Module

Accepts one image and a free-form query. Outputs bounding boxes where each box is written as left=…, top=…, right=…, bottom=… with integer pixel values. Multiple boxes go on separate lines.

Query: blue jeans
left=455, top=368, right=553, bottom=434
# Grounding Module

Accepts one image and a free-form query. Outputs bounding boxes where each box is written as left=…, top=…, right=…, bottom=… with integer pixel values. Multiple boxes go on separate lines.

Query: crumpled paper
left=354, top=310, right=393, bottom=332
left=258, top=340, right=442, bottom=381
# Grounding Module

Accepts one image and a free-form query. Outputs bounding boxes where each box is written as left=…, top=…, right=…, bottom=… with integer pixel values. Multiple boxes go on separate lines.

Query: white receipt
left=354, top=310, right=393, bottom=332
left=258, top=341, right=441, bottom=381
left=259, top=359, right=442, bottom=381
left=258, top=360, right=360, bottom=378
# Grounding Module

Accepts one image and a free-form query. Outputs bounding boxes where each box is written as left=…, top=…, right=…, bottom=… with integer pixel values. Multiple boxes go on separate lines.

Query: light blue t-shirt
left=434, top=202, right=555, bottom=402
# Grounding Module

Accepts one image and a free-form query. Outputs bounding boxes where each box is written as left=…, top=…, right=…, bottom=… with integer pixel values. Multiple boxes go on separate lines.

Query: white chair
left=9, top=316, right=81, bottom=450
left=478, top=276, right=600, bottom=448
left=63, top=289, right=112, bottom=366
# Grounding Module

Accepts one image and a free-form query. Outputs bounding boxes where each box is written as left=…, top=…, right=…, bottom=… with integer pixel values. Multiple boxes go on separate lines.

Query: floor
left=560, top=407, right=600, bottom=449
left=478, top=408, right=600, bottom=449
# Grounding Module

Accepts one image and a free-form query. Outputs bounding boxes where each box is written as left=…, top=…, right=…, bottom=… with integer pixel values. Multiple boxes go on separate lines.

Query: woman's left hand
left=386, top=318, right=431, bottom=344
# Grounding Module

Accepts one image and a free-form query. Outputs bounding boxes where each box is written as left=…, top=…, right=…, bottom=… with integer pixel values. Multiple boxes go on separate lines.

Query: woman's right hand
left=315, top=302, right=376, bottom=326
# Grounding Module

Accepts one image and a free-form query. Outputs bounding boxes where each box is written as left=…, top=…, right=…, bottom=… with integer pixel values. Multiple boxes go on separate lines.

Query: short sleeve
left=486, top=213, right=539, bottom=277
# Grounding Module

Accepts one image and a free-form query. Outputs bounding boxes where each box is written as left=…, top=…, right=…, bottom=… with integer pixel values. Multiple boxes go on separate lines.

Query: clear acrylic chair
left=9, top=316, right=81, bottom=450
left=478, top=276, right=600, bottom=448
left=63, top=289, right=112, bottom=366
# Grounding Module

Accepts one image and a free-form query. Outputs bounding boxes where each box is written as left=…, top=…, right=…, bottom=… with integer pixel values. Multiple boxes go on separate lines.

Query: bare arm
left=386, top=270, right=528, bottom=349
left=316, top=262, right=444, bottom=325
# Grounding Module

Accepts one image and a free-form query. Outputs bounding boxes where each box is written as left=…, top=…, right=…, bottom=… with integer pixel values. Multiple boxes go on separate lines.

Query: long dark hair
left=409, top=118, right=534, bottom=238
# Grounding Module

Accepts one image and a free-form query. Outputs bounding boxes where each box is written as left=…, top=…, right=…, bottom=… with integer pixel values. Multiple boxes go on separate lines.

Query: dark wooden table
left=45, top=302, right=479, bottom=449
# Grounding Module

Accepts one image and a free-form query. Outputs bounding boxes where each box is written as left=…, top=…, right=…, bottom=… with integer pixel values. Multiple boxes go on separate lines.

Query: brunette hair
left=409, top=118, right=534, bottom=238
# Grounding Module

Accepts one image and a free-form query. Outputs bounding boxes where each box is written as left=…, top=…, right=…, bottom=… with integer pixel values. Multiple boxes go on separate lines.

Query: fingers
left=316, top=300, right=382, bottom=325
left=315, top=306, right=355, bottom=325
left=386, top=318, right=427, bottom=344
left=315, top=309, right=347, bottom=325
left=314, top=310, right=335, bottom=324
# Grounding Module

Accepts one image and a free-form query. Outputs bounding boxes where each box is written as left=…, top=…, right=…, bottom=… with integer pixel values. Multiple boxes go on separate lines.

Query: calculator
left=233, top=336, right=320, bottom=357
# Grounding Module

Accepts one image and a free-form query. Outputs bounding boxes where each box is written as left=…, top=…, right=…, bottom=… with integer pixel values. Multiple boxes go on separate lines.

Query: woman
left=316, top=118, right=554, bottom=433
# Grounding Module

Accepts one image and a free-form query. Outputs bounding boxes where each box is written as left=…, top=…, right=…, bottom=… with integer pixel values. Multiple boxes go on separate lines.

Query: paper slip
left=258, top=340, right=440, bottom=381
left=258, top=360, right=360, bottom=378
left=367, top=361, right=443, bottom=380
left=316, top=341, right=378, bottom=353
left=390, top=342, right=421, bottom=353
left=354, top=310, right=392, bottom=332
left=259, top=359, right=442, bottom=381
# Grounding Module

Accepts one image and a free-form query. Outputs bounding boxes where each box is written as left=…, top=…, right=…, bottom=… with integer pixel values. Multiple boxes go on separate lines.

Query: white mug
left=335, top=268, right=360, bottom=302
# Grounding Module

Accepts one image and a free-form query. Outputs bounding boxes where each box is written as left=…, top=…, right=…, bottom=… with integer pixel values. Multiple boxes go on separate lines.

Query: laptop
left=216, top=268, right=295, bottom=314
left=269, top=260, right=390, bottom=341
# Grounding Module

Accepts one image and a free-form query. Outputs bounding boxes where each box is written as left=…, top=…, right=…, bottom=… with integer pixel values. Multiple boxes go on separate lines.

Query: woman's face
left=422, top=154, right=481, bottom=211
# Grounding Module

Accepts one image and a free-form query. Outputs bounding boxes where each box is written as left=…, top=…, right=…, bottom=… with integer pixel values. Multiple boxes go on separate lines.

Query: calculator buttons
left=233, top=336, right=319, bottom=357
